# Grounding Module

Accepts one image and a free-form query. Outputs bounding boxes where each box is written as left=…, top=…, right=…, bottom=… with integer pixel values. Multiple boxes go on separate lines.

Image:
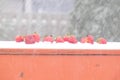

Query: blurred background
left=0, top=0, right=120, bottom=41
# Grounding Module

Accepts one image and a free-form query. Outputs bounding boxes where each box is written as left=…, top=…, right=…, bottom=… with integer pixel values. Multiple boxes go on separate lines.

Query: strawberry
left=63, top=35, right=70, bottom=42
left=97, top=38, right=107, bottom=44
left=33, top=32, right=40, bottom=42
left=43, top=35, right=54, bottom=43
left=25, top=35, right=36, bottom=44
left=68, top=35, right=77, bottom=44
left=15, top=35, right=24, bottom=42
left=55, top=36, right=64, bottom=43
left=87, top=35, right=94, bottom=44
left=80, top=35, right=94, bottom=44
left=80, top=37, right=87, bottom=43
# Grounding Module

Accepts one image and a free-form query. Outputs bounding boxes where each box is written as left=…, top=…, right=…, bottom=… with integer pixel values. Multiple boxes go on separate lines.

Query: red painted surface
left=0, top=48, right=120, bottom=80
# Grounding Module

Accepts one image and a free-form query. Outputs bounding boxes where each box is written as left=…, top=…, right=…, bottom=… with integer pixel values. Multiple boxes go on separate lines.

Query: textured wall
left=0, top=13, right=71, bottom=40
left=0, top=0, right=120, bottom=41
left=0, top=0, right=72, bottom=40
left=71, top=0, right=120, bottom=41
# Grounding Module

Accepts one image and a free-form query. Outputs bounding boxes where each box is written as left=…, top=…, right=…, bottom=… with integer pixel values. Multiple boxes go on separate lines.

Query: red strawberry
left=97, top=38, right=107, bottom=44
left=87, top=35, right=94, bottom=44
left=63, top=35, right=70, bottom=42
left=43, top=35, right=54, bottom=43
left=68, top=35, right=77, bottom=44
left=25, top=35, right=35, bottom=44
left=15, top=35, right=24, bottom=42
left=80, top=37, right=87, bottom=43
left=55, top=36, right=64, bottom=43
left=33, top=32, right=40, bottom=42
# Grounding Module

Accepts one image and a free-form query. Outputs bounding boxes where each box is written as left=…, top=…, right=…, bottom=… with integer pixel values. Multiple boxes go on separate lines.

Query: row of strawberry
left=15, top=32, right=107, bottom=44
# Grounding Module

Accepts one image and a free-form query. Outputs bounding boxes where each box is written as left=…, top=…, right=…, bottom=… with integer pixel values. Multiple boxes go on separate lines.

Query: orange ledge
left=0, top=48, right=120, bottom=55
left=0, top=48, right=120, bottom=80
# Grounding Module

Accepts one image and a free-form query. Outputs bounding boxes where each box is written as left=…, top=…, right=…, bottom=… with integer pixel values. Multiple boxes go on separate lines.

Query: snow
left=0, top=41, right=119, bottom=50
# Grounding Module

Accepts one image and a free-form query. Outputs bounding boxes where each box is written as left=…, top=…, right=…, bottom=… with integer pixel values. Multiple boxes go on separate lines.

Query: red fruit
left=68, top=35, right=77, bottom=44
left=55, top=36, right=64, bottom=43
left=15, top=35, right=24, bottom=42
left=97, top=38, right=107, bottom=44
left=43, top=35, right=54, bottom=42
left=80, top=37, right=87, bottom=43
left=33, top=32, right=40, bottom=42
left=87, top=35, right=94, bottom=44
left=25, top=35, right=36, bottom=44
left=63, top=35, right=70, bottom=42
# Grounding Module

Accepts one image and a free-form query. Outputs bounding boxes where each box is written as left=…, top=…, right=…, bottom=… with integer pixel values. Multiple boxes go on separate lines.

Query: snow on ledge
left=0, top=41, right=119, bottom=50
